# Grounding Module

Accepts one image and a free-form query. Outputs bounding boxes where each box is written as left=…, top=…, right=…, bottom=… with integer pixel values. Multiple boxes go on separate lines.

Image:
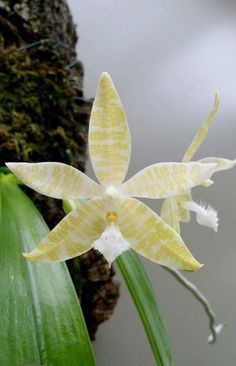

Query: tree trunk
left=0, top=0, right=119, bottom=340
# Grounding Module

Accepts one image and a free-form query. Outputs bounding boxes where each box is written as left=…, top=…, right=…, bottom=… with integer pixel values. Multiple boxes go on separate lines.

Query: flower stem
left=163, top=266, right=218, bottom=343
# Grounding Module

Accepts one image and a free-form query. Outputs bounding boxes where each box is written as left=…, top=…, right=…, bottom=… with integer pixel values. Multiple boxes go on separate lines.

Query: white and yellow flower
left=160, top=92, right=236, bottom=234
left=6, top=73, right=216, bottom=269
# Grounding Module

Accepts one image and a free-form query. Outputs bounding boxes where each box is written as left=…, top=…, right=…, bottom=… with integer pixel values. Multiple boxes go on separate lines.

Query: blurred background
left=68, top=1, right=236, bottom=365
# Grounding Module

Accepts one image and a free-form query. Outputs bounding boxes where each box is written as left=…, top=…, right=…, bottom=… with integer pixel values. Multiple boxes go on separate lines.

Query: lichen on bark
left=0, top=0, right=119, bottom=340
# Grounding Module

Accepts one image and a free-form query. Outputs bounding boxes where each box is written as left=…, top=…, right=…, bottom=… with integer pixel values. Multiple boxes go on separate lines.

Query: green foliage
left=0, top=176, right=96, bottom=366
left=117, top=250, right=174, bottom=366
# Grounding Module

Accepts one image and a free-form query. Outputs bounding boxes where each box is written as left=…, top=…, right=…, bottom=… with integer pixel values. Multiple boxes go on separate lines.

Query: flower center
left=104, top=185, right=119, bottom=198
left=106, top=211, right=118, bottom=223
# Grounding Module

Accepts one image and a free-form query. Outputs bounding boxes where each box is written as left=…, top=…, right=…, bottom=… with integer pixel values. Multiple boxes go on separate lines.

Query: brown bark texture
left=0, top=0, right=119, bottom=340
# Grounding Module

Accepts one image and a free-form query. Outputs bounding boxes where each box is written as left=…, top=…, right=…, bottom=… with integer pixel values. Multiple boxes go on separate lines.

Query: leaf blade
left=0, top=178, right=96, bottom=366
left=116, top=250, right=174, bottom=366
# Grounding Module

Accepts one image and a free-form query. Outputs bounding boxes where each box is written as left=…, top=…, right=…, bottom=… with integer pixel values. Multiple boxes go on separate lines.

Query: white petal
left=181, top=201, right=219, bottom=232
left=93, top=224, right=130, bottom=266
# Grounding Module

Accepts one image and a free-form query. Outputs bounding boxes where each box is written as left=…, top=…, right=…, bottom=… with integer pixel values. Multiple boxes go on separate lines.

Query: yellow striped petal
left=198, top=157, right=236, bottom=172
left=182, top=92, right=219, bottom=162
left=6, top=162, right=101, bottom=199
left=160, top=198, right=180, bottom=234
left=23, top=199, right=105, bottom=262
left=161, top=193, right=192, bottom=234
left=89, top=72, right=131, bottom=186
left=175, top=192, right=192, bottom=222
left=117, top=198, right=201, bottom=271
left=120, top=162, right=215, bottom=199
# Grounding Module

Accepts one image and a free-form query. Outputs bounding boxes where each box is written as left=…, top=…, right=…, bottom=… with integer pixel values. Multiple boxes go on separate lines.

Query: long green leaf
left=0, top=176, right=96, bottom=366
left=116, top=250, right=174, bottom=366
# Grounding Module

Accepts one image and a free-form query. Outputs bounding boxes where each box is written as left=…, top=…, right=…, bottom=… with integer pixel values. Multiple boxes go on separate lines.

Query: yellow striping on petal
left=120, top=162, right=215, bottom=199
left=175, top=192, right=192, bottom=223
left=160, top=94, right=225, bottom=234
left=160, top=198, right=180, bottom=234
left=161, top=193, right=191, bottom=234
left=6, top=162, right=102, bottom=199
left=23, top=199, right=106, bottom=262
left=182, top=92, right=219, bottom=163
left=90, top=130, right=127, bottom=141
left=89, top=72, right=131, bottom=186
left=198, top=157, right=236, bottom=173
left=117, top=198, right=201, bottom=271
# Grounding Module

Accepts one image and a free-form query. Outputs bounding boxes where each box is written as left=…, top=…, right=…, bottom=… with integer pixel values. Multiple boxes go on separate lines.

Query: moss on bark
left=0, top=1, right=119, bottom=340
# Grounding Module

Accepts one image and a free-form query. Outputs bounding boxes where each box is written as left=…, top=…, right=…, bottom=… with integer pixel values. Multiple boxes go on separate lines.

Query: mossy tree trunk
left=0, top=0, right=119, bottom=340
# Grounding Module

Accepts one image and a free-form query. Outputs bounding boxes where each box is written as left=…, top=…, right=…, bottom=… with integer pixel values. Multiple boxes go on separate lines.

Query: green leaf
left=116, top=250, right=174, bottom=366
left=0, top=177, right=96, bottom=366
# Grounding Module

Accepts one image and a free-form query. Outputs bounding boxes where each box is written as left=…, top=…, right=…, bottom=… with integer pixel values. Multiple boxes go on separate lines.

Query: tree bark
left=0, top=0, right=119, bottom=340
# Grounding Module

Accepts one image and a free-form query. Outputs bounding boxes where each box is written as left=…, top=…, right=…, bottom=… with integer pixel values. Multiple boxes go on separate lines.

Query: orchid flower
left=160, top=92, right=236, bottom=234
left=6, top=73, right=216, bottom=270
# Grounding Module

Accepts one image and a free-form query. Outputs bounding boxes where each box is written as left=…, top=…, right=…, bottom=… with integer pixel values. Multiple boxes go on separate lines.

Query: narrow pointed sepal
left=89, top=72, right=131, bottom=185
left=182, top=92, right=220, bottom=162
left=6, top=162, right=101, bottom=199
left=120, top=162, right=216, bottom=199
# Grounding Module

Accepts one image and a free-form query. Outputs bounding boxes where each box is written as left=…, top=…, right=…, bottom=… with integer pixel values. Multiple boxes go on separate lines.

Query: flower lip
left=93, top=223, right=130, bottom=266
left=181, top=200, right=219, bottom=232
